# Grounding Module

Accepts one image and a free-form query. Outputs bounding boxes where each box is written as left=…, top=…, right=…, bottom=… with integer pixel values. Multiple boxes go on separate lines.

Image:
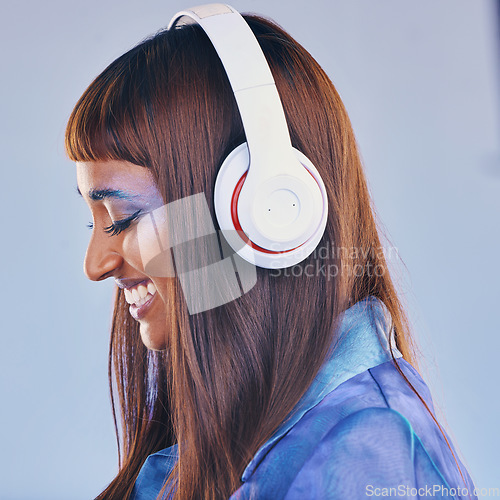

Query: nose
left=84, top=229, right=124, bottom=281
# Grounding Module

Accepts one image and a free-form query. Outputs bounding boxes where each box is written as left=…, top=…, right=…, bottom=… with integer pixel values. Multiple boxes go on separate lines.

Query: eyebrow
left=75, top=186, right=140, bottom=201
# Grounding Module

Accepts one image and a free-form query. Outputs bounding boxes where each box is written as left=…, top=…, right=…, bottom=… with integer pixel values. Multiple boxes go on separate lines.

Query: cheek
left=123, top=209, right=175, bottom=277
left=121, top=229, right=146, bottom=272
left=153, top=277, right=177, bottom=309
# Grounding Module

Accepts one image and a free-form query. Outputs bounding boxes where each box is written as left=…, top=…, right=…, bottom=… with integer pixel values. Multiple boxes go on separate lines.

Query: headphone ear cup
left=214, top=143, right=328, bottom=270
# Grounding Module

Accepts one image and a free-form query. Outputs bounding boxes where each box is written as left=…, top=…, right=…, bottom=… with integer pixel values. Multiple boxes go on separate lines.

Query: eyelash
left=87, top=210, right=142, bottom=236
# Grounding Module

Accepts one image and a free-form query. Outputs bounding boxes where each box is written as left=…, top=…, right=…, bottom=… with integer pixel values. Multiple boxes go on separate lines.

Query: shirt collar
left=241, top=295, right=403, bottom=482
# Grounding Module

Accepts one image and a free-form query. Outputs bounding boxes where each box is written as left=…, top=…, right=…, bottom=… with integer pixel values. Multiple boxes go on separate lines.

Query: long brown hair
left=65, top=14, right=469, bottom=500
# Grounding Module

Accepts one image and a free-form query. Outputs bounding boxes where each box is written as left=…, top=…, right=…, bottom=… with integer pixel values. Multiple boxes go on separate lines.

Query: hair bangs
left=64, top=44, right=160, bottom=168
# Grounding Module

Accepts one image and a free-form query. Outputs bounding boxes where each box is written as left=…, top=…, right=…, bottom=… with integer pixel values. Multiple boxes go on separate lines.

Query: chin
left=139, top=323, right=167, bottom=351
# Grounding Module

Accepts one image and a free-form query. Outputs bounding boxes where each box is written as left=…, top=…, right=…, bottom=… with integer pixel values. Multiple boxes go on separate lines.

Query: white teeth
left=124, top=288, right=134, bottom=305
left=137, top=284, right=148, bottom=300
left=123, top=280, right=157, bottom=308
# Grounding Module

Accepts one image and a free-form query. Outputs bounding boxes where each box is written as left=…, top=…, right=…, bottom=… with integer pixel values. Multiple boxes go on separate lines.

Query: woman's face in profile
left=76, top=160, right=175, bottom=351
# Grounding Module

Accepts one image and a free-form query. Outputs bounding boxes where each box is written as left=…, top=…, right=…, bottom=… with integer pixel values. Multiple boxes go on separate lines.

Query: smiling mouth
left=123, top=279, right=157, bottom=320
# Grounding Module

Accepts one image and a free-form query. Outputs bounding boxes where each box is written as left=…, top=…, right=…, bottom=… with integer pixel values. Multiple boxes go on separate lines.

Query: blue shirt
left=130, top=296, right=477, bottom=499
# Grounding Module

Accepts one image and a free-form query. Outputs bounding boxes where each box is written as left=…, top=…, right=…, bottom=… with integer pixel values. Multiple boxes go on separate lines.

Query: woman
left=65, top=4, right=477, bottom=499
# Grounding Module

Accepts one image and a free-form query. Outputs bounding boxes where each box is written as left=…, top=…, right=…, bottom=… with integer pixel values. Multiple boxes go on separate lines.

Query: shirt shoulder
left=232, top=359, right=477, bottom=500
left=284, top=406, right=453, bottom=499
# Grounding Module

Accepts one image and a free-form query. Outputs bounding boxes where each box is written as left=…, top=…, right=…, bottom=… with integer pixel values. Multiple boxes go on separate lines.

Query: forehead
left=76, top=160, right=161, bottom=198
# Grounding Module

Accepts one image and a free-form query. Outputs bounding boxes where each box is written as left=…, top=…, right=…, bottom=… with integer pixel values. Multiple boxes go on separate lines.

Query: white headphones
left=168, top=4, right=328, bottom=269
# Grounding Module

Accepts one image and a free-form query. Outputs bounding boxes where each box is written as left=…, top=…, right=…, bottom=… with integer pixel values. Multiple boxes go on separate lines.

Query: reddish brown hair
left=65, top=14, right=468, bottom=500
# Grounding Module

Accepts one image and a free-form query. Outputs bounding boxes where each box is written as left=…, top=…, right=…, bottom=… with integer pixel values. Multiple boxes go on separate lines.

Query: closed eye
left=103, top=210, right=143, bottom=236
left=86, top=210, right=143, bottom=236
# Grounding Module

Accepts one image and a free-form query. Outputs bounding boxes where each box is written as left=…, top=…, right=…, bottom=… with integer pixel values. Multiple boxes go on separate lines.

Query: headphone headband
left=167, top=4, right=329, bottom=269
left=168, top=4, right=294, bottom=169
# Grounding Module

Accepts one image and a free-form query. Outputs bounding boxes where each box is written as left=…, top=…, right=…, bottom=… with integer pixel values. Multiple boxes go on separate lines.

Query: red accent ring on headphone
left=230, top=171, right=304, bottom=255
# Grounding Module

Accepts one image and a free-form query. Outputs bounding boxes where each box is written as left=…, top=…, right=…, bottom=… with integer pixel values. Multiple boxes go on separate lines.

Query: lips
left=120, top=279, right=158, bottom=321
